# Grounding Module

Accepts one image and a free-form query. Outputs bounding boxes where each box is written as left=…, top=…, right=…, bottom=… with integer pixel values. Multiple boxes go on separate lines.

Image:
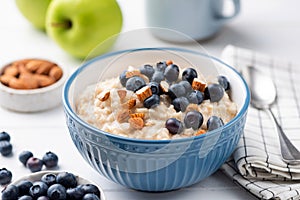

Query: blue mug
left=145, top=0, right=240, bottom=42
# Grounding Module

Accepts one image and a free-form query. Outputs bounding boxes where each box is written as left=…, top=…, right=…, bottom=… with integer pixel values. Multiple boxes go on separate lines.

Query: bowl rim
left=62, top=47, right=250, bottom=144
left=0, top=58, right=68, bottom=95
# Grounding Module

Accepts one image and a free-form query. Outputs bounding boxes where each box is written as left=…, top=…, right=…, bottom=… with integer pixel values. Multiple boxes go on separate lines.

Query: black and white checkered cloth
left=220, top=45, right=300, bottom=200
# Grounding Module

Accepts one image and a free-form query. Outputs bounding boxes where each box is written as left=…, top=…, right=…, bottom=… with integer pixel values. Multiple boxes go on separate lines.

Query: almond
left=34, top=74, right=55, bottom=87
left=116, top=109, right=130, bottom=123
left=3, top=65, right=19, bottom=76
left=166, top=60, right=173, bottom=65
left=127, top=98, right=136, bottom=109
left=136, top=86, right=152, bottom=102
left=49, top=66, right=63, bottom=81
left=195, top=129, right=206, bottom=136
left=25, top=60, right=43, bottom=72
left=19, top=73, right=39, bottom=89
left=130, top=113, right=145, bottom=119
left=98, top=90, right=110, bottom=101
left=159, top=80, right=169, bottom=93
left=192, top=78, right=207, bottom=92
left=125, top=69, right=141, bottom=78
left=35, top=62, right=54, bottom=75
left=0, top=74, right=15, bottom=85
left=117, top=89, right=127, bottom=99
left=8, top=77, right=27, bottom=89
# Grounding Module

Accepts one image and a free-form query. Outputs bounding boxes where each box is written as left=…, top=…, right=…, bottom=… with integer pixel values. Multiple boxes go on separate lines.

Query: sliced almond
left=127, top=98, right=136, bottom=109
left=117, top=89, right=127, bottom=99
left=166, top=60, right=173, bottom=65
left=136, top=86, right=152, bottom=102
left=159, top=80, right=169, bottom=93
left=130, top=113, right=145, bottom=119
left=195, top=129, right=206, bottom=136
left=128, top=117, right=144, bottom=130
left=125, top=69, right=141, bottom=78
left=116, top=109, right=130, bottom=123
left=192, top=78, right=207, bottom=92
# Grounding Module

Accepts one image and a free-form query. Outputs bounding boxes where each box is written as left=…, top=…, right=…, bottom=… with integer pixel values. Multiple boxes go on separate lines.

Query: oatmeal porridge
left=76, top=60, right=237, bottom=140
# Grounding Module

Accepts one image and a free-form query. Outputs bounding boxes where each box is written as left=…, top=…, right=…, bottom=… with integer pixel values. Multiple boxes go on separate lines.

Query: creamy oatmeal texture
left=77, top=62, right=237, bottom=140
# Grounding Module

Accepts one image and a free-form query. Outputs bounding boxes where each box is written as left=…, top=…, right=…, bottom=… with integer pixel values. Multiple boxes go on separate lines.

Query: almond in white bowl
left=0, top=58, right=68, bottom=112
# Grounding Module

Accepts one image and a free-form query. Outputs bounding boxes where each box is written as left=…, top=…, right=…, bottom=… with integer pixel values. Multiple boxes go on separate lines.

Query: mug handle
left=214, top=0, right=240, bottom=22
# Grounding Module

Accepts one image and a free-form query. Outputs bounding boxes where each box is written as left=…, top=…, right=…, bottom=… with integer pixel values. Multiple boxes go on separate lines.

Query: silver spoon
left=242, top=65, right=300, bottom=164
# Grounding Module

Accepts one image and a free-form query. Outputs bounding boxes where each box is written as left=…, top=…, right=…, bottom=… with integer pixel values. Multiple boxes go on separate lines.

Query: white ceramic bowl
left=0, top=59, right=68, bottom=112
left=8, top=171, right=106, bottom=200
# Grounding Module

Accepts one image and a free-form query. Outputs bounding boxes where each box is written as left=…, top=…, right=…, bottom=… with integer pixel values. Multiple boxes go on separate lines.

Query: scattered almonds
left=0, top=59, right=63, bottom=90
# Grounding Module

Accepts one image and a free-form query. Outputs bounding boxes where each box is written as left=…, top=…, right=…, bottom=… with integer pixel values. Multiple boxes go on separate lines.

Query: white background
left=1, top=0, right=300, bottom=199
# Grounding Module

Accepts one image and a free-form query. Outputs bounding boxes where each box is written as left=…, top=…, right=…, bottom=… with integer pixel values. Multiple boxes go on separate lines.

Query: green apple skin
left=46, top=0, right=123, bottom=59
left=15, top=0, right=52, bottom=30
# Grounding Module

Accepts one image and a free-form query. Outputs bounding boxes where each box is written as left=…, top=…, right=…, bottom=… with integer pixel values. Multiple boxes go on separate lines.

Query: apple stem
left=51, top=21, right=72, bottom=29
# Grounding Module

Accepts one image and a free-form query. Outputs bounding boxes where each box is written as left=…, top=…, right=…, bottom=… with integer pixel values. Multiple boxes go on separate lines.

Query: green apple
left=15, top=0, right=52, bottom=30
left=45, top=0, right=123, bottom=59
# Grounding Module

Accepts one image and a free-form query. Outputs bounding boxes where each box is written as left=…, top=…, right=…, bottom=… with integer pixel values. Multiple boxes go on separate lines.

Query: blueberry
left=82, top=193, right=100, bottom=200
left=19, top=195, right=33, bottom=200
left=1, top=184, right=19, bottom=200
left=207, top=116, right=224, bottom=131
left=179, top=81, right=193, bottom=95
left=148, top=82, right=161, bottom=95
left=184, top=111, right=204, bottom=130
left=187, top=90, right=204, bottom=105
left=0, top=168, right=12, bottom=185
left=0, top=131, right=10, bottom=142
left=164, top=64, right=179, bottom=82
left=41, top=173, right=57, bottom=187
left=182, top=68, right=198, bottom=84
left=165, top=118, right=184, bottom=135
left=26, top=157, right=43, bottom=172
left=19, top=150, right=33, bottom=166
left=78, top=184, right=101, bottom=197
left=37, top=196, right=49, bottom=200
left=66, top=186, right=85, bottom=200
left=204, top=83, right=224, bottom=102
left=56, top=172, right=77, bottom=189
left=156, top=61, right=167, bottom=72
left=29, top=181, right=48, bottom=199
left=172, top=97, right=189, bottom=112
left=139, top=64, right=155, bottom=79
left=119, top=70, right=129, bottom=87
left=16, top=180, right=33, bottom=196
left=0, top=141, right=12, bottom=156
left=47, top=184, right=67, bottom=200
left=151, top=71, right=164, bottom=83
left=218, top=75, right=230, bottom=91
left=125, top=76, right=146, bottom=92
left=42, top=151, right=58, bottom=168
left=168, top=83, right=186, bottom=100
left=143, top=94, right=160, bottom=109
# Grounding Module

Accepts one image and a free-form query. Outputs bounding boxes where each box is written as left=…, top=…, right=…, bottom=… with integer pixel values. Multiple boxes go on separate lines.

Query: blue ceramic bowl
left=63, top=47, right=250, bottom=192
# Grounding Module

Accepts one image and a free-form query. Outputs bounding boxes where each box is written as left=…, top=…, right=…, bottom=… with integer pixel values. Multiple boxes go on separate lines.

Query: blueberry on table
left=42, top=151, right=59, bottom=168
left=207, top=116, right=224, bottom=131
left=184, top=111, right=204, bottom=130
left=1, top=184, right=19, bottom=200
left=168, top=83, right=186, bottom=100
left=41, top=173, right=57, bottom=187
left=0, top=131, right=10, bottom=142
left=47, top=183, right=67, bottom=200
left=148, top=82, right=161, bottom=95
left=119, top=70, right=129, bottom=87
left=187, top=90, right=204, bottom=105
left=125, top=76, right=146, bottom=92
left=78, top=184, right=101, bottom=197
left=182, top=68, right=198, bottom=84
left=165, top=118, right=184, bottom=135
left=151, top=71, right=164, bottom=83
left=82, top=193, right=100, bottom=200
left=156, top=61, right=167, bottom=72
left=56, top=172, right=77, bottom=189
left=29, top=181, right=48, bottom=199
left=0, top=141, right=12, bottom=156
left=143, top=94, right=160, bottom=109
left=204, top=83, right=224, bottom=102
left=140, top=64, right=155, bottom=79
left=26, top=157, right=44, bottom=172
left=172, top=97, right=189, bottom=112
left=164, top=64, right=179, bottom=82
left=0, top=168, right=12, bottom=185
left=16, top=180, right=33, bottom=196
left=218, top=75, right=230, bottom=91
left=19, top=150, right=34, bottom=166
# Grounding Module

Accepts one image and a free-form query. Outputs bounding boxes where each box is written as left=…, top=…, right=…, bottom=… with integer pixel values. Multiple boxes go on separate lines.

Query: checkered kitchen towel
left=220, top=45, right=300, bottom=200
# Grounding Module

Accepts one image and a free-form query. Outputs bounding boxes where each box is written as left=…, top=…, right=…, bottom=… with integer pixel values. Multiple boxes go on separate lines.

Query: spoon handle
left=266, top=108, right=300, bottom=163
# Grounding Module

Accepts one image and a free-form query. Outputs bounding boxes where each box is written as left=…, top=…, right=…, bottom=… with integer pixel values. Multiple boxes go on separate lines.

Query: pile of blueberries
left=119, top=61, right=230, bottom=134
left=1, top=171, right=101, bottom=200
left=0, top=131, right=13, bottom=156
